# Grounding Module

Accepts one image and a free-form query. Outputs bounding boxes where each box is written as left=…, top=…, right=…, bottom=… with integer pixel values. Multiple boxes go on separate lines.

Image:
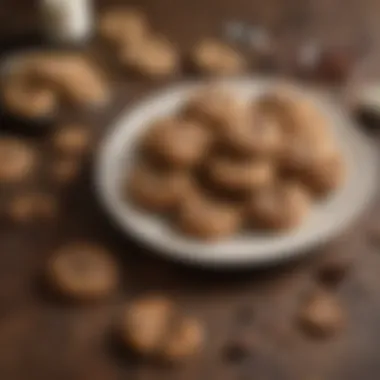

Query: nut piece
left=8, top=193, right=58, bottom=223
left=99, top=7, right=148, bottom=46
left=47, top=243, right=119, bottom=301
left=121, top=36, right=179, bottom=79
left=298, top=290, right=345, bottom=338
left=121, top=296, right=176, bottom=355
left=2, top=75, right=57, bottom=119
left=52, top=124, right=92, bottom=156
left=191, top=39, right=247, bottom=75
left=141, top=118, right=211, bottom=168
left=121, top=295, right=204, bottom=360
left=0, top=138, right=37, bottom=183
left=177, top=189, right=242, bottom=240
left=163, top=317, right=205, bottom=360
left=127, top=164, right=192, bottom=213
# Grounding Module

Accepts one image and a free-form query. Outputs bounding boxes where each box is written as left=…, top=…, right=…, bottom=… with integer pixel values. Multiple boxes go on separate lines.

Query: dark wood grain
left=0, top=1, right=380, bottom=379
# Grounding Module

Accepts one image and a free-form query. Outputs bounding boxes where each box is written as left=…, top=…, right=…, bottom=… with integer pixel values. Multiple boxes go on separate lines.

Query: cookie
left=2, top=73, right=57, bottom=119
left=207, top=156, right=274, bottom=193
left=33, top=54, right=110, bottom=107
left=177, top=188, right=242, bottom=240
left=0, top=137, right=37, bottom=183
left=99, top=7, right=148, bottom=46
left=182, top=87, right=246, bottom=133
left=7, top=193, right=58, bottom=223
left=257, top=88, right=331, bottom=139
left=56, top=57, right=110, bottom=107
left=120, top=36, right=179, bottom=78
left=279, top=133, right=337, bottom=175
left=298, top=290, right=345, bottom=338
left=191, top=39, right=247, bottom=75
left=221, top=109, right=283, bottom=157
left=303, top=154, right=345, bottom=197
left=47, top=243, right=119, bottom=301
left=141, top=118, right=211, bottom=168
left=121, top=295, right=204, bottom=360
left=162, top=317, right=205, bottom=360
left=248, top=182, right=311, bottom=230
left=52, top=124, right=92, bottom=156
left=127, top=164, right=192, bottom=213
left=121, top=296, right=176, bottom=355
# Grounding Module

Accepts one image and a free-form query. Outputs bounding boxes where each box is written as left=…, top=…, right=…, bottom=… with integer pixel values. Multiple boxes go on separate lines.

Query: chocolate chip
left=317, top=256, right=351, bottom=286
left=222, top=339, right=253, bottom=364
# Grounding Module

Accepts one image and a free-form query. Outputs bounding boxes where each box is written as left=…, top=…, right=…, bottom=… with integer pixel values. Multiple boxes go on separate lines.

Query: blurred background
left=1, top=1, right=380, bottom=380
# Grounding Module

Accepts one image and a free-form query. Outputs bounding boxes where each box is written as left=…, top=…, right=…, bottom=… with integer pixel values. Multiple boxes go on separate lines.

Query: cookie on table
left=181, top=86, right=247, bottom=134
left=207, top=156, right=274, bottom=194
left=51, top=124, right=92, bottom=156
left=0, top=137, right=37, bottom=183
left=2, top=71, right=57, bottom=120
left=191, top=39, right=247, bottom=76
left=30, top=54, right=110, bottom=107
left=98, top=7, right=148, bottom=46
left=247, top=181, right=311, bottom=231
left=120, top=36, right=179, bottom=79
left=121, top=295, right=204, bottom=360
left=47, top=243, right=119, bottom=301
left=141, top=117, right=211, bottom=168
left=126, top=163, right=193, bottom=213
left=298, top=289, right=345, bottom=338
left=54, top=56, right=110, bottom=107
left=177, top=187, right=242, bottom=240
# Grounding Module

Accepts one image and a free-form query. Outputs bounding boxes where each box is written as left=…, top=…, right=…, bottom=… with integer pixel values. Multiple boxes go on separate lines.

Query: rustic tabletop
left=1, top=1, right=380, bottom=379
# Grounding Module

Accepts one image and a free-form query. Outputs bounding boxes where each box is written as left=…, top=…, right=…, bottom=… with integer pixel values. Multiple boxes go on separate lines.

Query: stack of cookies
left=124, top=85, right=346, bottom=241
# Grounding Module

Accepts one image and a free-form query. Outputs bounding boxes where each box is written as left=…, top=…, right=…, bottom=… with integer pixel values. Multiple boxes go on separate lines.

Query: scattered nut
left=99, top=7, right=148, bottom=46
left=47, top=243, right=119, bottom=301
left=298, top=290, right=345, bottom=338
left=52, top=124, right=92, bottom=156
left=0, top=137, right=37, bottom=183
left=191, top=39, right=247, bottom=75
left=317, top=254, right=351, bottom=286
left=120, top=36, right=179, bottom=79
left=2, top=74, right=57, bottom=119
left=121, top=295, right=204, bottom=360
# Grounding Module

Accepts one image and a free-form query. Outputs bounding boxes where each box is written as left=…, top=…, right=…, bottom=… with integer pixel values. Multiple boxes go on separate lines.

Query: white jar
left=40, top=0, right=94, bottom=44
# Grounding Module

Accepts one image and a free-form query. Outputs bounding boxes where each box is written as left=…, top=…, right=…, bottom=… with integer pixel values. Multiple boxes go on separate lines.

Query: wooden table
left=1, top=1, right=380, bottom=379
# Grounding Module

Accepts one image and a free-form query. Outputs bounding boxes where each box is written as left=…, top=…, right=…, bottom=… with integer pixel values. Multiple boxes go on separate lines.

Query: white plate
left=95, top=78, right=378, bottom=268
